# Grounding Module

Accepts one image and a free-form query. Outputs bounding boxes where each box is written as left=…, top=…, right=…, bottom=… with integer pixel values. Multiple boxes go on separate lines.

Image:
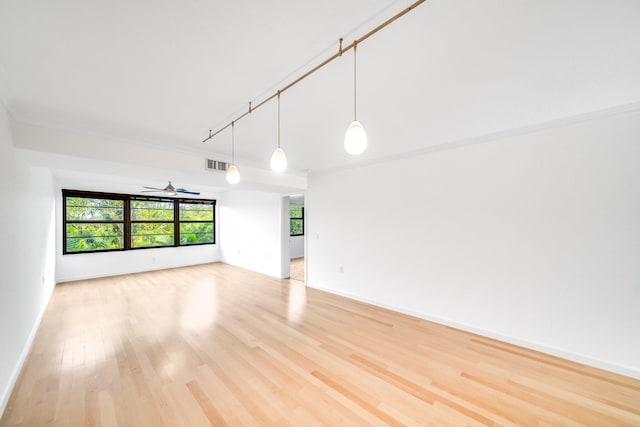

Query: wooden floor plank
left=1, top=262, right=639, bottom=426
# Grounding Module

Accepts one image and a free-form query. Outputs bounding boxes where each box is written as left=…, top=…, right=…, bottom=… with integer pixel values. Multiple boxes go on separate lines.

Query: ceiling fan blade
left=176, top=189, right=200, bottom=195
left=143, top=186, right=165, bottom=191
left=141, top=190, right=161, bottom=193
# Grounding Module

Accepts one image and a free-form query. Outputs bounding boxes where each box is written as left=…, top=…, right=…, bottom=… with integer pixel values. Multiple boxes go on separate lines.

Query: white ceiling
left=1, top=0, right=640, bottom=177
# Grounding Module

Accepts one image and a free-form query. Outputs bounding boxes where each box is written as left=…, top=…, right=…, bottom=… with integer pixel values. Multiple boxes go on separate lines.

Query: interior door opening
left=289, top=194, right=305, bottom=282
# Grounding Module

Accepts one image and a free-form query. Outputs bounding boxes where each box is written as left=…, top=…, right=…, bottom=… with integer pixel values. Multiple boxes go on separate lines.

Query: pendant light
left=344, top=40, right=368, bottom=155
left=270, top=91, right=288, bottom=172
left=203, top=0, right=429, bottom=167
left=226, top=121, right=240, bottom=184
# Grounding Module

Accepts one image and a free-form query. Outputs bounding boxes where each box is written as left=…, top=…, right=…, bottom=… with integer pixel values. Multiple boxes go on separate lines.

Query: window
left=63, top=190, right=216, bottom=254
left=179, top=201, right=215, bottom=245
left=131, top=199, right=175, bottom=248
left=290, top=205, right=304, bottom=236
left=64, top=195, right=124, bottom=253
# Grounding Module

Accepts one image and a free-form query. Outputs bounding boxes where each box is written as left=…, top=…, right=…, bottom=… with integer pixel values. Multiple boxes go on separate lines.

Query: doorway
left=289, top=194, right=305, bottom=282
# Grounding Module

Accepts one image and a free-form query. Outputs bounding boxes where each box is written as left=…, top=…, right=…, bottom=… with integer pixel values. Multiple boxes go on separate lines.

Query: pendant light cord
left=277, top=91, right=281, bottom=149
left=231, top=120, right=235, bottom=164
left=203, top=0, right=426, bottom=143
left=353, top=41, right=358, bottom=121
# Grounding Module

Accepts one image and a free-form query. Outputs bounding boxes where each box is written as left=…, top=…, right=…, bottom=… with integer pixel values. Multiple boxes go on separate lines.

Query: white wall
left=290, top=235, right=305, bottom=259
left=220, top=190, right=288, bottom=278
left=279, top=196, right=291, bottom=278
left=55, top=195, right=221, bottom=282
left=0, top=105, right=56, bottom=415
left=12, top=121, right=308, bottom=193
left=307, top=110, right=640, bottom=379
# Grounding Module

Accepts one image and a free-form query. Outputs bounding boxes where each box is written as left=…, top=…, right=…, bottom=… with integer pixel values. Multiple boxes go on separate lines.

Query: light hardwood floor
left=290, top=257, right=304, bottom=282
left=1, top=263, right=639, bottom=426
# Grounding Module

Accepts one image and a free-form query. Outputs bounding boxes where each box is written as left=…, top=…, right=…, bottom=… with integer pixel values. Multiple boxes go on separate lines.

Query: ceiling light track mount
left=202, top=0, right=426, bottom=143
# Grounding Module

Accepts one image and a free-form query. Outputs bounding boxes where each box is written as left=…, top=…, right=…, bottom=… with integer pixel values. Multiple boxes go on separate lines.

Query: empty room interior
left=1, top=1, right=639, bottom=425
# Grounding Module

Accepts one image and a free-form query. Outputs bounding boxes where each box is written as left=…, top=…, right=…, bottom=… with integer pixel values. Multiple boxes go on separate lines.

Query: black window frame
left=62, top=189, right=216, bottom=255
left=130, top=197, right=176, bottom=249
left=290, top=205, right=304, bottom=236
left=178, top=201, right=216, bottom=246
left=63, top=193, right=125, bottom=254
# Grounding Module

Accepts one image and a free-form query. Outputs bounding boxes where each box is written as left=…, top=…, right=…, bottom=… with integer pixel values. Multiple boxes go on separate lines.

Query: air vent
left=205, top=159, right=229, bottom=172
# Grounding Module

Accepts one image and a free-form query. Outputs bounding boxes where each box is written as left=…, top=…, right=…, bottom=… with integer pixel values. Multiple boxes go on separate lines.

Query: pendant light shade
left=270, top=147, right=287, bottom=172
left=271, top=91, right=288, bottom=173
left=203, top=2, right=430, bottom=169
left=344, top=120, right=368, bottom=155
left=226, top=121, right=240, bottom=184
left=226, top=164, right=240, bottom=184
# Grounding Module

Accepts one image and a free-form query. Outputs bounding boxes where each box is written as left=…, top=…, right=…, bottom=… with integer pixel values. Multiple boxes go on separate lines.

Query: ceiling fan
left=142, top=181, right=200, bottom=196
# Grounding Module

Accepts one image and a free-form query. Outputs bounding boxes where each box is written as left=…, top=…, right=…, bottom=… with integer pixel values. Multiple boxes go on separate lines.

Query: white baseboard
left=0, top=285, right=53, bottom=418
left=307, top=284, right=640, bottom=380
left=55, top=260, right=221, bottom=283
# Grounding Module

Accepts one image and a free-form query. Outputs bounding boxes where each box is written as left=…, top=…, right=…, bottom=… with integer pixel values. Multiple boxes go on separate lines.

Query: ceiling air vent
left=205, top=159, right=229, bottom=172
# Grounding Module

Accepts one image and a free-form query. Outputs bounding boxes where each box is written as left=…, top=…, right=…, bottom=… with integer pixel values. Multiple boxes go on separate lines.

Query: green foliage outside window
left=290, top=206, right=304, bottom=236
left=131, top=200, right=174, bottom=220
left=66, top=197, right=124, bottom=221
left=63, top=191, right=216, bottom=254
left=179, top=203, right=213, bottom=221
left=65, top=197, right=124, bottom=252
left=179, top=203, right=214, bottom=244
left=131, top=200, right=174, bottom=248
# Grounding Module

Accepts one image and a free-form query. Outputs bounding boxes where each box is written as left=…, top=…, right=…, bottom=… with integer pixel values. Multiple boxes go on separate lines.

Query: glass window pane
left=179, top=222, right=214, bottom=245
left=291, top=219, right=303, bottom=235
left=131, top=223, right=174, bottom=248
left=132, top=234, right=175, bottom=248
left=66, top=197, right=123, bottom=221
left=290, top=206, right=303, bottom=219
left=65, top=223, right=124, bottom=252
left=132, top=223, right=174, bottom=235
left=179, top=203, right=214, bottom=221
left=66, top=197, right=123, bottom=209
left=66, top=223, right=124, bottom=238
left=131, top=200, right=174, bottom=220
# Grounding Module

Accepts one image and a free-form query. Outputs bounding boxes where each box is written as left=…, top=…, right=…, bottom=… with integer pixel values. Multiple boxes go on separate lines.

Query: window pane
left=180, top=203, right=214, bottom=221
left=132, top=235, right=175, bottom=248
left=179, top=222, right=214, bottom=245
left=66, top=223, right=124, bottom=238
left=290, top=206, right=303, bottom=219
left=66, top=197, right=123, bottom=221
left=65, top=223, right=124, bottom=252
left=131, top=200, right=174, bottom=220
left=131, top=223, right=174, bottom=248
left=291, top=219, right=303, bottom=235
left=132, top=223, right=174, bottom=236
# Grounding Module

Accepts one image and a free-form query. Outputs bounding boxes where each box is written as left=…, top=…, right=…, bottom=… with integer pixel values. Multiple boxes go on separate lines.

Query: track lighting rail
left=203, top=0, right=426, bottom=143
